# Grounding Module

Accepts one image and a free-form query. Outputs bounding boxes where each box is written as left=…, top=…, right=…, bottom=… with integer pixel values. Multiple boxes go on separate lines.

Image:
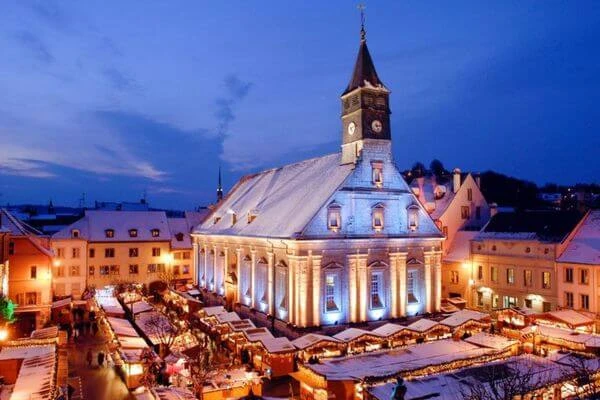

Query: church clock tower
left=341, top=20, right=391, bottom=164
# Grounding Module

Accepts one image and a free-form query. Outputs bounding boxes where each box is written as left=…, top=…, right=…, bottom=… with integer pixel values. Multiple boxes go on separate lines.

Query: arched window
left=372, top=203, right=385, bottom=231
left=371, top=160, right=383, bottom=187
left=407, top=204, right=420, bottom=231
left=327, top=203, right=342, bottom=231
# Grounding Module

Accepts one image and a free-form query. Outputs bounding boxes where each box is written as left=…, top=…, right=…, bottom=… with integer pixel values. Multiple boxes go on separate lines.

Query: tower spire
left=358, top=3, right=366, bottom=41
left=217, top=166, right=223, bottom=203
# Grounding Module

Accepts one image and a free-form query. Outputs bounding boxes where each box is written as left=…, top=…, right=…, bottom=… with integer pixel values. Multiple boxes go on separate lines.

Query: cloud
left=102, top=67, right=141, bottom=92
left=26, top=0, right=70, bottom=32
left=13, top=31, right=54, bottom=63
left=214, top=75, right=253, bottom=137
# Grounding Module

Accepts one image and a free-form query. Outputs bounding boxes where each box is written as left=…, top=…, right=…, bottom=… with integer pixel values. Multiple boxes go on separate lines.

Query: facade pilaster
left=311, top=253, right=322, bottom=327
left=192, top=241, right=199, bottom=286
left=236, top=248, right=242, bottom=304
left=424, top=251, right=434, bottom=313
left=212, top=245, right=218, bottom=292
left=222, top=247, right=228, bottom=296
left=250, top=250, right=257, bottom=308
left=347, top=255, right=358, bottom=323
left=358, top=256, right=368, bottom=321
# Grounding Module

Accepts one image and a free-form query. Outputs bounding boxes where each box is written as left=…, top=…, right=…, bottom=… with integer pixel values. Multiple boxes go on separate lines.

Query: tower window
left=407, top=205, right=419, bottom=231
left=372, top=204, right=385, bottom=231
left=327, top=203, right=342, bottom=232
left=371, top=161, right=383, bottom=187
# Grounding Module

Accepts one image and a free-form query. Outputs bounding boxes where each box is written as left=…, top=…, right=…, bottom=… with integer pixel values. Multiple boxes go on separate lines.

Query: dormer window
left=105, top=229, right=114, bottom=238
left=407, top=205, right=420, bottom=231
left=129, top=229, right=138, bottom=238
left=151, top=229, right=160, bottom=237
left=371, top=161, right=383, bottom=188
left=231, top=213, right=237, bottom=226
left=372, top=203, right=385, bottom=231
left=175, top=233, right=184, bottom=242
left=213, top=216, right=221, bottom=225
left=247, top=210, right=258, bottom=224
left=327, top=203, right=342, bottom=232
left=71, top=229, right=80, bottom=239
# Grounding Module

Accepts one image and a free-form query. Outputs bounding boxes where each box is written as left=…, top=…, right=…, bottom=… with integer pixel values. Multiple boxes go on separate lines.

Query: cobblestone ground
left=68, top=328, right=134, bottom=400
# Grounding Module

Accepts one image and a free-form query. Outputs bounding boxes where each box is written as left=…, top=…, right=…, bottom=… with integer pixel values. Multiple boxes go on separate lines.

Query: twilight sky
left=1, top=1, right=599, bottom=210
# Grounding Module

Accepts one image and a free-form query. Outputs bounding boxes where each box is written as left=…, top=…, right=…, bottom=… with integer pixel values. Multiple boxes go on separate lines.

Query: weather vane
left=358, top=3, right=366, bottom=41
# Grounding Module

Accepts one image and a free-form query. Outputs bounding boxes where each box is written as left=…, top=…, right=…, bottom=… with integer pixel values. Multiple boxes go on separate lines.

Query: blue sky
left=1, top=1, right=599, bottom=210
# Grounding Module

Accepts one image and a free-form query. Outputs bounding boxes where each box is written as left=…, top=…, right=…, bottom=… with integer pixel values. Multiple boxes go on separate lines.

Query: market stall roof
left=0, top=344, right=56, bottom=400
left=118, top=336, right=149, bottom=349
left=407, top=318, right=444, bottom=333
left=260, top=336, right=296, bottom=354
left=152, top=386, right=197, bottom=400
left=540, top=309, right=595, bottom=328
left=371, top=323, right=408, bottom=337
left=522, top=324, right=600, bottom=349
left=333, top=328, right=381, bottom=342
left=292, top=333, right=341, bottom=350
left=202, top=306, right=226, bottom=317
left=107, top=317, right=138, bottom=337
left=228, top=319, right=256, bottom=331
left=440, top=309, right=490, bottom=328
left=215, top=312, right=241, bottom=323
left=30, top=326, right=59, bottom=340
left=120, top=348, right=152, bottom=363
left=51, top=297, right=71, bottom=309
left=135, top=311, right=174, bottom=346
left=128, top=300, right=154, bottom=315
left=464, top=332, right=518, bottom=350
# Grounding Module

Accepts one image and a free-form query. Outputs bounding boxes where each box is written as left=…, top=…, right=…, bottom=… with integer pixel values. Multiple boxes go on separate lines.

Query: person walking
left=97, top=351, right=105, bottom=368
left=86, top=349, right=93, bottom=367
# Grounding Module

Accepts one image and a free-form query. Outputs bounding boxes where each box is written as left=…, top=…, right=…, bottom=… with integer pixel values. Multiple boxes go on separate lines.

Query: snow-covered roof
left=542, top=309, right=594, bottom=327
left=0, top=344, right=56, bottom=400
left=135, top=311, right=174, bottom=346
left=522, top=325, right=600, bottom=348
left=444, top=231, right=478, bottom=262
left=292, top=333, right=341, bottom=350
left=202, top=306, right=226, bottom=317
left=558, top=210, right=600, bottom=265
left=167, top=218, right=194, bottom=250
left=407, top=318, right=443, bottom=333
left=228, top=319, right=256, bottom=331
left=30, top=326, right=59, bottom=340
left=118, top=336, right=149, bottom=349
left=260, top=336, right=296, bottom=353
left=128, top=300, right=154, bottom=315
left=107, top=317, right=138, bottom=337
left=307, top=339, right=494, bottom=381
left=53, top=210, right=171, bottom=242
left=371, top=323, right=408, bottom=337
left=196, top=153, right=354, bottom=239
left=215, top=311, right=241, bottom=323
left=464, top=332, right=518, bottom=350
left=0, top=209, right=53, bottom=258
left=95, top=293, right=125, bottom=316
left=333, top=328, right=380, bottom=342
left=440, top=309, right=490, bottom=328
left=152, top=386, right=197, bottom=400
left=409, top=176, right=456, bottom=220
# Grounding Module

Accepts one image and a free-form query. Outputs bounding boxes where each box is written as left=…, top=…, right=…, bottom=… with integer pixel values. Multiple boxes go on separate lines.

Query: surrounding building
left=0, top=209, right=54, bottom=335
left=556, top=210, right=600, bottom=313
left=470, top=211, right=582, bottom=312
left=52, top=210, right=206, bottom=291
left=193, top=28, right=444, bottom=328
left=409, top=169, right=492, bottom=300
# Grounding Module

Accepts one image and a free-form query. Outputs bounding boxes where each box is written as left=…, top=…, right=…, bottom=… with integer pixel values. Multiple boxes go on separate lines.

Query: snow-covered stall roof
left=228, top=319, right=256, bottom=331
left=522, top=325, right=600, bottom=349
left=333, top=328, right=381, bottom=342
left=30, top=326, right=59, bottom=340
left=541, top=309, right=594, bottom=328
left=195, top=153, right=354, bottom=239
left=53, top=210, right=171, bottom=242
left=107, top=317, right=138, bottom=337
left=440, top=309, right=490, bottom=328
left=292, top=334, right=341, bottom=350
left=444, top=231, right=478, bottom=262
left=201, top=306, right=226, bottom=317
left=464, top=332, right=518, bottom=350
left=215, top=312, right=241, bottom=323
left=95, top=294, right=125, bottom=316
left=558, top=210, right=600, bottom=265
left=407, top=318, right=444, bottom=333
left=0, top=344, right=56, bottom=400
left=128, top=300, right=154, bottom=315
left=118, top=336, right=149, bottom=349
left=135, top=311, right=174, bottom=346
left=260, top=337, right=296, bottom=354
left=307, top=339, right=494, bottom=381
left=371, top=323, right=408, bottom=337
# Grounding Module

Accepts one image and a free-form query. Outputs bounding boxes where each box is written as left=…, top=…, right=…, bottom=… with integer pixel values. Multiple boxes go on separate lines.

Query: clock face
left=347, top=122, right=356, bottom=136
left=371, top=120, right=383, bottom=133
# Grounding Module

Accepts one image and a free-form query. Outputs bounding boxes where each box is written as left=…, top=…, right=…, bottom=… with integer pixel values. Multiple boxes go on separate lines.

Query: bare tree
left=561, top=354, right=600, bottom=400
left=188, top=334, right=222, bottom=400
left=140, top=313, right=183, bottom=358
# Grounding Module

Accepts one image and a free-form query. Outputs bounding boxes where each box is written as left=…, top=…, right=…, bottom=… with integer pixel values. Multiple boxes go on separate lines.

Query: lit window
left=99, top=265, right=109, bottom=275
left=477, top=291, right=484, bottom=307
left=327, top=203, right=342, bottom=232
left=129, top=229, right=138, bottom=238
left=129, top=264, right=139, bottom=274
left=152, top=248, right=161, bottom=257
left=105, top=229, right=114, bottom=238
left=407, top=271, right=418, bottom=303
left=565, top=292, right=574, bottom=308
left=182, top=265, right=190, bottom=274
left=147, top=264, right=157, bottom=273
left=451, top=271, right=459, bottom=284
left=371, top=161, right=383, bottom=187
left=524, top=270, right=532, bottom=287
left=110, top=265, right=120, bottom=275
left=182, top=251, right=191, bottom=260
left=71, top=229, right=80, bottom=238
left=461, top=206, right=470, bottom=219
left=129, top=248, right=139, bottom=257
left=491, top=266, right=498, bottom=283
left=372, top=204, right=385, bottom=231
left=72, top=248, right=80, bottom=259
left=325, top=274, right=339, bottom=312
left=507, top=268, right=515, bottom=285
left=370, top=272, right=384, bottom=309
left=25, top=292, right=38, bottom=305
left=407, top=205, right=419, bottom=231
left=151, top=229, right=160, bottom=237
left=542, top=271, right=551, bottom=289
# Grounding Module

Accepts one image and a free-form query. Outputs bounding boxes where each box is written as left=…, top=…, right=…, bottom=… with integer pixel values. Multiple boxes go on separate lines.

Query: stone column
left=192, top=241, right=199, bottom=286
left=424, top=251, right=434, bottom=313
left=347, top=255, right=358, bottom=323
left=357, top=256, right=368, bottom=322
left=267, top=251, right=274, bottom=316
left=311, top=253, right=322, bottom=327
left=236, top=248, right=242, bottom=304
left=396, top=253, right=408, bottom=316
left=250, top=250, right=257, bottom=308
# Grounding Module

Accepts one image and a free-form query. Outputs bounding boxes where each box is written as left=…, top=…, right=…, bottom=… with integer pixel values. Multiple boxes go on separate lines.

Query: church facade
left=192, top=30, right=444, bottom=328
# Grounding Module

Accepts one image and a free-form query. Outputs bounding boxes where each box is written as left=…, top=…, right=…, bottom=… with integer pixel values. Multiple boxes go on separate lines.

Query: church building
left=192, top=26, right=444, bottom=328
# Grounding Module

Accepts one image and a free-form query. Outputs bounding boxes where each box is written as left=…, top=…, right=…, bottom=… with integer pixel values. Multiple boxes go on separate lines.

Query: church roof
left=343, top=39, right=386, bottom=95
left=196, top=153, right=354, bottom=239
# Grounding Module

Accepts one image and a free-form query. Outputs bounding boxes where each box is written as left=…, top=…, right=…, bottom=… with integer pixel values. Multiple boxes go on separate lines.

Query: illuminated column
left=250, top=250, right=257, bottom=308
left=298, top=256, right=309, bottom=327
left=311, top=253, right=322, bottom=327
left=289, top=256, right=299, bottom=325
left=397, top=252, right=408, bottom=316
left=212, top=245, right=218, bottom=292
left=267, top=251, right=274, bottom=316
left=192, top=240, right=199, bottom=286
left=358, top=256, right=368, bottom=322
left=424, top=251, right=433, bottom=313
left=222, top=246, right=229, bottom=296
left=347, top=255, right=358, bottom=323
left=202, top=244, right=209, bottom=289
left=236, top=248, right=242, bottom=304
left=433, top=252, right=442, bottom=312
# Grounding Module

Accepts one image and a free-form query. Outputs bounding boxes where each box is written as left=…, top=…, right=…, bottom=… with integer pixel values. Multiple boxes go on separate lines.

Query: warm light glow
left=0, top=328, right=8, bottom=341
left=128, top=363, right=144, bottom=376
left=162, top=253, right=174, bottom=264
left=468, top=278, right=474, bottom=286
left=531, top=324, right=538, bottom=333
left=53, top=259, right=61, bottom=267
left=462, top=262, right=472, bottom=269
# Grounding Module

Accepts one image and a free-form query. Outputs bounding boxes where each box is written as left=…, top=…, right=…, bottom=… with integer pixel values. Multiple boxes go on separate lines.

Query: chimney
left=490, top=202, right=498, bottom=217
left=475, top=173, right=481, bottom=188
left=453, top=168, right=461, bottom=193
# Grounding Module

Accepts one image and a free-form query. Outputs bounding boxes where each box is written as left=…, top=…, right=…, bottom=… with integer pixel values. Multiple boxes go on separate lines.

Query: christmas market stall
left=533, top=310, right=596, bottom=333
left=201, top=368, right=263, bottom=400
left=95, top=286, right=126, bottom=317
left=292, top=333, right=344, bottom=361
left=406, top=318, right=452, bottom=342
left=333, top=328, right=385, bottom=354
left=521, top=324, right=600, bottom=355
left=440, top=309, right=491, bottom=337
left=238, top=327, right=296, bottom=377
left=371, top=323, right=415, bottom=348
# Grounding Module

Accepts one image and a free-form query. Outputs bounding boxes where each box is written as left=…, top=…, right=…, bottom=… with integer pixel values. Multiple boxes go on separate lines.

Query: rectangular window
left=492, top=295, right=499, bottom=309
left=152, top=247, right=161, bottom=257
left=524, top=270, right=532, bottom=287
left=147, top=264, right=157, bottom=273
left=57, top=248, right=65, bottom=259
left=372, top=206, right=384, bottom=231
left=56, top=266, right=65, bottom=277
left=182, top=251, right=191, bottom=260
left=491, top=266, right=498, bottom=283
left=565, top=292, right=574, bottom=308
left=30, top=266, right=37, bottom=279
left=371, top=161, right=383, bottom=187
left=110, top=265, right=120, bottom=275
left=89, top=248, right=95, bottom=258
left=8, top=242, right=14, bottom=255
left=70, top=265, right=80, bottom=276
left=328, top=206, right=341, bottom=231
left=25, top=292, right=38, bottom=305
left=565, top=268, right=574, bottom=283
left=105, top=229, right=114, bottom=238
left=99, top=265, right=109, bottom=275
left=129, top=248, right=139, bottom=257
left=461, top=206, right=470, bottom=219
left=407, top=271, right=419, bottom=303
left=174, top=252, right=182, bottom=260
left=89, top=266, right=95, bottom=276
left=467, top=188, right=473, bottom=201
left=72, top=248, right=80, bottom=259
left=129, top=264, right=139, bottom=274
left=477, top=265, right=483, bottom=280
left=524, top=298, right=532, bottom=308
left=477, top=291, right=484, bottom=307
left=105, top=248, right=115, bottom=258
left=581, top=269, right=590, bottom=285
left=542, top=271, right=551, bottom=289
left=173, top=265, right=180, bottom=275
left=157, top=263, right=165, bottom=273
left=451, top=271, right=459, bottom=284
left=325, top=274, right=339, bottom=312
left=581, top=294, right=590, bottom=310
left=182, top=265, right=190, bottom=274
left=370, top=272, right=384, bottom=309
left=503, top=296, right=517, bottom=308
left=507, top=268, right=515, bottom=285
